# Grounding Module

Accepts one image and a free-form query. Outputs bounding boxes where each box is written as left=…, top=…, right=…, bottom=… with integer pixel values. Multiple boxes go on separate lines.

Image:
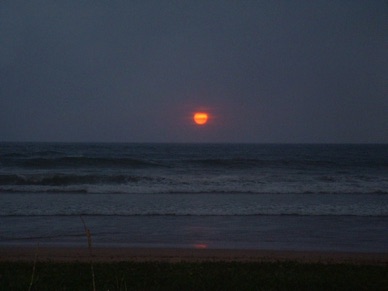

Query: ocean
left=0, top=143, right=387, bottom=252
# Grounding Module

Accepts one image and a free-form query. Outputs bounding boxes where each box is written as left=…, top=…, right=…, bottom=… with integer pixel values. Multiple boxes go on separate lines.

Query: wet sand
left=0, top=247, right=387, bottom=265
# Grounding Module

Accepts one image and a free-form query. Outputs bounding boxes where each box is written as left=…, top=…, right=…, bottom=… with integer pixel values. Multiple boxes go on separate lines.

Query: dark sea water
left=1, top=143, right=387, bottom=252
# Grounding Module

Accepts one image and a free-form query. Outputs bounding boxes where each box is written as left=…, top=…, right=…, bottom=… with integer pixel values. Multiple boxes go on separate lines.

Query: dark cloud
left=1, top=0, right=387, bottom=142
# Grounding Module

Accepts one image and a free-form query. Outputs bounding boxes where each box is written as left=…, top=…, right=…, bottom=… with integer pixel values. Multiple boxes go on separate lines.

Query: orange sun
left=193, top=112, right=208, bottom=125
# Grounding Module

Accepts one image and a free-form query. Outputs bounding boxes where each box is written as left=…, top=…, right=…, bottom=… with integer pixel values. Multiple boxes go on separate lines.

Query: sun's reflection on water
left=194, top=243, right=208, bottom=249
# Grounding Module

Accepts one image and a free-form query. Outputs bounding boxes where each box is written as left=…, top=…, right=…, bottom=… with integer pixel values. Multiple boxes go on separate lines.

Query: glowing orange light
left=193, top=112, right=208, bottom=125
left=194, top=243, right=208, bottom=249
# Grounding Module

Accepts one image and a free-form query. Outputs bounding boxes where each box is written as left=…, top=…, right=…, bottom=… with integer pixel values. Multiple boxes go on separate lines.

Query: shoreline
left=1, top=247, right=387, bottom=265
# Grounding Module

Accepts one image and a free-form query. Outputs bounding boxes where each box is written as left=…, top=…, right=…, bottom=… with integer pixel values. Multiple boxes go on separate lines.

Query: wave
left=2, top=156, right=166, bottom=169
left=188, top=158, right=342, bottom=168
left=0, top=150, right=65, bottom=159
left=0, top=174, right=161, bottom=186
left=1, top=213, right=387, bottom=217
left=190, top=158, right=265, bottom=168
left=2, top=155, right=387, bottom=170
left=1, top=153, right=28, bottom=158
left=1, top=185, right=387, bottom=195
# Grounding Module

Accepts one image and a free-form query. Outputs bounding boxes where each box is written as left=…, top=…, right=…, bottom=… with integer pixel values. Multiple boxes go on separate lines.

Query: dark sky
left=1, top=1, right=387, bottom=143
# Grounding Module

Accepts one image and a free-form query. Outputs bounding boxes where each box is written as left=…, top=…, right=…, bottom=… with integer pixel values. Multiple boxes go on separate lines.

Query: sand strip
left=0, top=247, right=387, bottom=264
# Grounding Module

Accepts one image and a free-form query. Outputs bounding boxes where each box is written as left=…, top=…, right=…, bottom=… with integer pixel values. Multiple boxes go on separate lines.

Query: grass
left=80, top=216, right=96, bottom=291
left=0, top=260, right=387, bottom=291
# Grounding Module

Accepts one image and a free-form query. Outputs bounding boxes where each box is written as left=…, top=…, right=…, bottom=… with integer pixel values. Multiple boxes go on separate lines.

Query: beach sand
left=1, top=247, right=387, bottom=265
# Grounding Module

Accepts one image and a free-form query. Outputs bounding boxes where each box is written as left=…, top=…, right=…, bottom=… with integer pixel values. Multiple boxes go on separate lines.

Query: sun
left=193, top=112, right=208, bottom=125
